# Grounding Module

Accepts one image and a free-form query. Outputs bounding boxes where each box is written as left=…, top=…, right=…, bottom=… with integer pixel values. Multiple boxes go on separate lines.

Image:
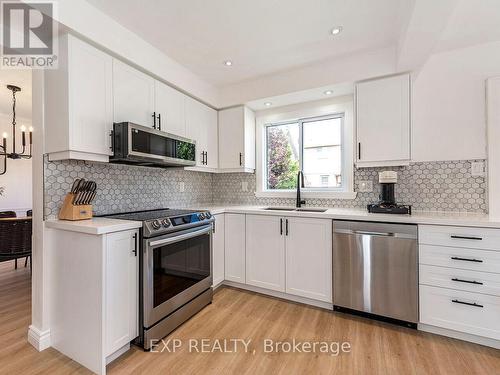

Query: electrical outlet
left=242, top=181, right=248, bottom=192
left=358, top=180, right=373, bottom=192
left=471, top=162, right=485, bottom=177
left=179, top=182, right=185, bottom=192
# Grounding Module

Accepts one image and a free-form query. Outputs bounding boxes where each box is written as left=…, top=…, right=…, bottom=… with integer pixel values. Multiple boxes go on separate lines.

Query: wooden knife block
left=58, top=193, right=93, bottom=221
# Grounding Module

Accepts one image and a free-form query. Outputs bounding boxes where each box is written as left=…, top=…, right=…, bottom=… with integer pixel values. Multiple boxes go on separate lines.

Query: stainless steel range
left=104, top=208, right=214, bottom=350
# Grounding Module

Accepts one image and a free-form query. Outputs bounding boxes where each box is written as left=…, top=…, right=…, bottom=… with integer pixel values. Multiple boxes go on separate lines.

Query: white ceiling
left=436, top=0, right=500, bottom=52
left=0, top=69, right=32, bottom=119
left=86, top=0, right=410, bottom=87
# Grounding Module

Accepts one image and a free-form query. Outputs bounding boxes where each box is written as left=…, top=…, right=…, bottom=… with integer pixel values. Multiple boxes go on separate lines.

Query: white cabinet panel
left=113, top=59, right=155, bottom=127
left=218, top=106, right=255, bottom=171
left=105, top=229, right=138, bottom=356
left=45, top=34, right=113, bottom=162
left=246, top=215, right=285, bottom=292
left=224, top=214, right=246, bottom=283
left=285, top=217, right=332, bottom=302
left=213, top=214, right=225, bottom=287
left=420, top=285, right=500, bottom=340
left=356, top=73, right=410, bottom=167
left=154, top=81, right=185, bottom=136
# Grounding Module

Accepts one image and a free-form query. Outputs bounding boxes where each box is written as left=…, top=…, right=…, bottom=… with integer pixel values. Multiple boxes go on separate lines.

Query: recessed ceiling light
left=264, top=102, right=272, bottom=107
left=324, top=90, right=333, bottom=95
left=223, top=60, right=233, bottom=66
left=331, top=26, right=343, bottom=35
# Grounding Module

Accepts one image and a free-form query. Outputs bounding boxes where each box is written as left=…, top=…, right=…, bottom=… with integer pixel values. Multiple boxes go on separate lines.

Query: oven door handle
left=148, top=226, right=211, bottom=248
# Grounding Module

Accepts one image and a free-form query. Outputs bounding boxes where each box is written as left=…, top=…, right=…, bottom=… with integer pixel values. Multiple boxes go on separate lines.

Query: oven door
left=143, top=225, right=212, bottom=328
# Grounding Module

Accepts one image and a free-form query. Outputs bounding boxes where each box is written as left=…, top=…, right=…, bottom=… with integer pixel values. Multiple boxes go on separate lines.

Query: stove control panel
left=144, top=211, right=213, bottom=237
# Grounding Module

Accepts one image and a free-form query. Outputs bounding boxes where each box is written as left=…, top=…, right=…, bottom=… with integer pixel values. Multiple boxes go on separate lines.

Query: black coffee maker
left=367, top=171, right=411, bottom=214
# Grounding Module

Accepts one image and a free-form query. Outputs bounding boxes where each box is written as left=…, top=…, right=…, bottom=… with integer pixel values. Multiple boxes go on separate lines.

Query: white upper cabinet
left=356, top=73, right=411, bottom=167
left=45, top=34, right=113, bottom=162
left=246, top=214, right=285, bottom=292
left=154, top=81, right=186, bottom=136
left=218, top=106, right=255, bottom=172
left=185, top=97, right=218, bottom=170
left=113, top=59, right=155, bottom=128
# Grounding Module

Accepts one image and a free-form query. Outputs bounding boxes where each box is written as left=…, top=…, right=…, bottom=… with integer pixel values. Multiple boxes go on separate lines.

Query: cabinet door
left=356, top=74, right=410, bottom=165
left=113, top=59, right=155, bottom=127
left=212, top=214, right=225, bottom=286
left=154, top=81, right=186, bottom=136
left=218, top=107, right=245, bottom=169
left=246, top=215, right=285, bottom=291
left=105, top=229, right=139, bottom=356
left=205, top=107, right=219, bottom=169
left=68, top=36, right=113, bottom=156
left=224, top=214, right=246, bottom=283
left=185, top=96, right=208, bottom=167
left=285, top=217, right=332, bottom=302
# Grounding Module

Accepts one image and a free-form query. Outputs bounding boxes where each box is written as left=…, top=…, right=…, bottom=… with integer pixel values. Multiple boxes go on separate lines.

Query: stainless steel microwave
left=110, top=122, right=196, bottom=168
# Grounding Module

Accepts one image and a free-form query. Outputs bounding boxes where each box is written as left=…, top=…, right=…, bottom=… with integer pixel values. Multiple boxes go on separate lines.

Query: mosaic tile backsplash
left=44, top=159, right=487, bottom=218
left=212, top=160, right=487, bottom=213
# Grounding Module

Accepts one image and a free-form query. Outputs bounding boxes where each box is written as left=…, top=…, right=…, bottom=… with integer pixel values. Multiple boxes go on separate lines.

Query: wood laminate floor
left=1, top=261, right=499, bottom=375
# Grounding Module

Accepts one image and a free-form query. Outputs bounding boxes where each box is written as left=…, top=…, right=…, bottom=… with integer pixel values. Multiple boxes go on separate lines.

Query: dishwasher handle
left=334, top=228, right=416, bottom=239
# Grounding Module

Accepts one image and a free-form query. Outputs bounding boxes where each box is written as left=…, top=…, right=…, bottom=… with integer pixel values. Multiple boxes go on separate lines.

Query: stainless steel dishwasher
left=333, top=220, right=418, bottom=325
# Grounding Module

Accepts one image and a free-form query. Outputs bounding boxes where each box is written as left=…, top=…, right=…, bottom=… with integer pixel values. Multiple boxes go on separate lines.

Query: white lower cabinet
left=246, top=215, right=285, bottom=292
left=285, top=217, right=332, bottom=302
left=224, top=214, right=246, bottom=283
left=212, top=214, right=225, bottom=287
left=105, top=230, right=139, bottom=357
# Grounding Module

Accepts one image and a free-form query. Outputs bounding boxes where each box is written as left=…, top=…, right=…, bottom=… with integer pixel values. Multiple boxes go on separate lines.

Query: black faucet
left=296, top=171, right=306, bottom=208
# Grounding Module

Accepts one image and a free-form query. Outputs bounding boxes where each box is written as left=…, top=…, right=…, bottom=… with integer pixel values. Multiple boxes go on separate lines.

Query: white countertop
left=45, top=205, right=500, bottom=235
left=199, top=205, right=500, bottom=228
left=45, top=217, right=142, bottom=235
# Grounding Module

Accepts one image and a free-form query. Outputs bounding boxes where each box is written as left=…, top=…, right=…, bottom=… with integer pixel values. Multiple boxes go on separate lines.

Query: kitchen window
left=264, top=114, right=345, bottom=191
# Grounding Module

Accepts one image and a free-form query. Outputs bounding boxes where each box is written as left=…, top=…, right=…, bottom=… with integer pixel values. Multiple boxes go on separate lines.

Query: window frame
left=264, top=113, right=346, bottom=192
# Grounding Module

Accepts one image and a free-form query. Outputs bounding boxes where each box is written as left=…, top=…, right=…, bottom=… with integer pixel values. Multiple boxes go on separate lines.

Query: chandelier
left=1, top=85, right=32, bottom=175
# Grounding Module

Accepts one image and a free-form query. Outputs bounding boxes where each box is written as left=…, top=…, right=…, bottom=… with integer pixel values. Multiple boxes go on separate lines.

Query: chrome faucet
left=296, top=171, right=306, bottom=208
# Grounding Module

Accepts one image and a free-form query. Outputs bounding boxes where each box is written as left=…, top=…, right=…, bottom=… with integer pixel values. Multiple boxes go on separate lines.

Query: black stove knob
left=151, top=220, right=161, bottom=230
left=161, top=219, right=171, bottom=228
left=205, top=212, right=212, bottom=219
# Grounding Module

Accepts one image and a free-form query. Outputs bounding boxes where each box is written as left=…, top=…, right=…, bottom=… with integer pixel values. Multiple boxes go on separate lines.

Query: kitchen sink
left=263, top=207, right=328, bottom=213
left=295, top=208, right=328, bottom=213
left=263, top=207, right=296, bottom=211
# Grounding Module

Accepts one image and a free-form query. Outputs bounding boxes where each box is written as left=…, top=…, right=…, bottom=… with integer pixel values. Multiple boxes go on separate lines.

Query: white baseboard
left=222, top=281, right=333, bottom=310
left=106, top=343, right=130, bottom=365
left=28, top=325, right=51, bottom=351
left=418, top=324, right=500, bottom=349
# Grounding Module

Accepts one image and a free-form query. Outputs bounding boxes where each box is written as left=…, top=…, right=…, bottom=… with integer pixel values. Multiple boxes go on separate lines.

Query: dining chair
left=0, top=217, right=32, bottom=271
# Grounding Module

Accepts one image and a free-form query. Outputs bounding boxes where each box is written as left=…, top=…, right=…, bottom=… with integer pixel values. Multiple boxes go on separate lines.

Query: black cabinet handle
left=452, top=299, right=483, bottom=308
left=109, top=130, right=114, bottom=152
left=285, top=219, right=289, bottom=236
left=157, top=113, right=161, bottom=131
left=152, top=111, right=156, bottom=129
left=451, top=278, right=483, bottom=285
left=451, top=235, right=482, bottom=241
left=239, top=152, right=243, bottom=166
left=451, top=256, right=483, bottom=263
left=204, top=151, right=208, bottom=165
left=212, top=220, right=216, bottom=234
left=358, top=142, right=361, bottom=160
left=133, top=233, right=138, bottom=256
left=280, top=218, right=283, bottom=235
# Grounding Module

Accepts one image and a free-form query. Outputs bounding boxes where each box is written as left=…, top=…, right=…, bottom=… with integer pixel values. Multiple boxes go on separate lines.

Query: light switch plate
left=358, top=180, right=373, bottom=192
left=179, top=182, right=185, bottom=192
left=471, top=162, right=485, bottom=177
left=242, top=181, right=248, bottom=192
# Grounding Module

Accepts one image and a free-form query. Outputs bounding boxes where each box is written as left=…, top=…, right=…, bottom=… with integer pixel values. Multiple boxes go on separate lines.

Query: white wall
left=412, top=41, right=500, bottom=161
left=0, top=113, right=32, bottom=216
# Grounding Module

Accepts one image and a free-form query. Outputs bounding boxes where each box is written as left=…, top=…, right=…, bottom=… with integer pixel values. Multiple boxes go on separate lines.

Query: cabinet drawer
left=420, top=264, right=500, bottom=296
left=420, top=285, right=500, bottom=340
left=420, top=244, right=500, bottom=273
left=419, top=225, right=500, bottom=251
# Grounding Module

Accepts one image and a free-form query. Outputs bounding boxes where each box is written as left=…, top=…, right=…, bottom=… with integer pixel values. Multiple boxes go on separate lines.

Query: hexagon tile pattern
left=44, top=159, right=213, bottom=218
left=212, top=160, right=487, bottom=213
left=44, top=159, right=487, bottom=218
